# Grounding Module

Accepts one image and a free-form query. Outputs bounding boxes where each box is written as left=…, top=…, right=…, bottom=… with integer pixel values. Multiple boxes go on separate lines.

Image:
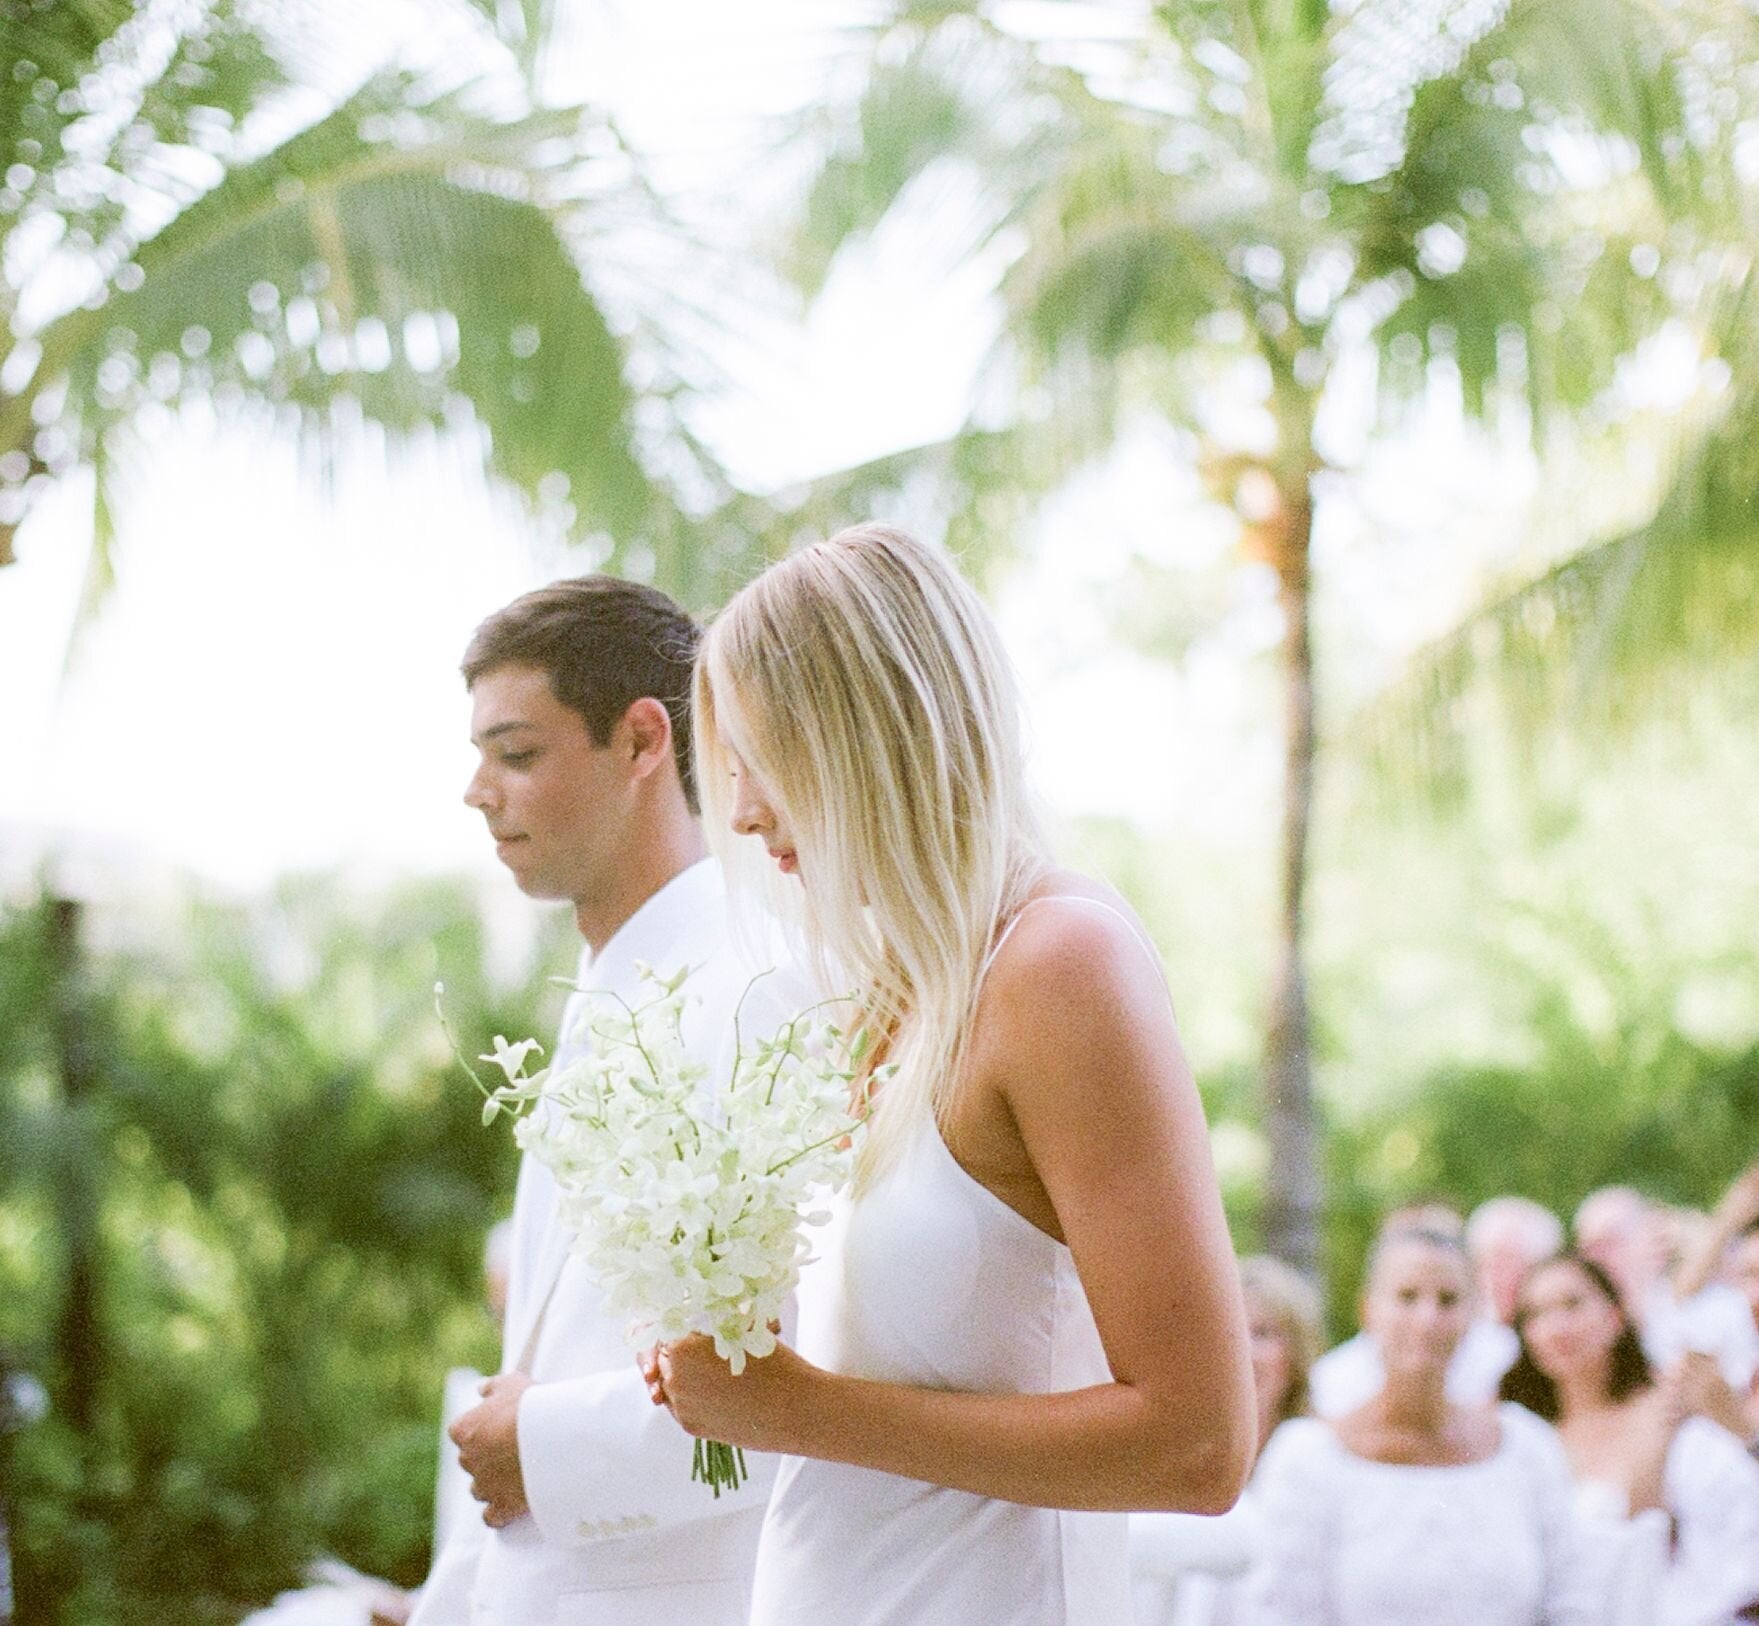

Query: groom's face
left=464, top=663, right=629, bottom=903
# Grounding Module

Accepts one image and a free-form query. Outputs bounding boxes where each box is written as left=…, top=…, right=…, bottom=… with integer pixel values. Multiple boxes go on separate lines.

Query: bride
left=646, top=524, right=1255, bottom=1625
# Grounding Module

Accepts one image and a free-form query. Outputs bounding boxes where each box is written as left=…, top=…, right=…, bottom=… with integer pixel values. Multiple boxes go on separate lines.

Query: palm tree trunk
left=47, top=898, right=102, bottom=1437
left=1260, top=482, right=1322, bottom=1280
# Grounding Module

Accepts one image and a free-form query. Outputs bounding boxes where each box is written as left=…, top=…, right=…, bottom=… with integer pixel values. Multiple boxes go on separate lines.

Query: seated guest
left=1575, top=1186, right=1758, bottom=1391
left=1671, top=1159, right=1759, bottom=1441
left=1131, top=1256, right=1321, bottom=1625
left=1726, top=1223, right=1759, bottom=1439
left=1470, top=1197, right=1566, bottom=1327
left=1246, top=1228, right=1595, bottom=1626
left=1503, top=1251, right=1759, bottom=1626
left=1310, top=1198, right=1534, bottom=1416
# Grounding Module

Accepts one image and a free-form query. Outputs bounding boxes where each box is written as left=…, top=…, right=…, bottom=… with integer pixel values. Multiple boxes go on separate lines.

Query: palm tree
left=780, top=0, right=1753, bottom=1274
left=0, top=0, right=746, bottom=601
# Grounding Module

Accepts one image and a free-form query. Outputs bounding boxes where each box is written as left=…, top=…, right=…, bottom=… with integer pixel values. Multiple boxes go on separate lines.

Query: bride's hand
left=653, top=1333, right=820, bottom=1454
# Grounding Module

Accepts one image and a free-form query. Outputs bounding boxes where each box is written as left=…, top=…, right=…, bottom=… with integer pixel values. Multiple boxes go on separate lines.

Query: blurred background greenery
left=3, top=0, right=1756, bottom=1618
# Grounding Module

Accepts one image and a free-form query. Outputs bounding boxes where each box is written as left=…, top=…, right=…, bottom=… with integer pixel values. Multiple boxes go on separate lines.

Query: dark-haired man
left=411, top=577, right=789, bottom=1626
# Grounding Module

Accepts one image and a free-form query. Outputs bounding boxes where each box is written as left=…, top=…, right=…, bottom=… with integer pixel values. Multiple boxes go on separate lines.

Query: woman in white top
left=1132, top=1255, right=1322, bottom=1625
left=642, top=524, right=1256, bottom=1625
left=1246, top=1227, right=1596, bottom=1626
left=1502, top=1251, right=1759, bottom=1626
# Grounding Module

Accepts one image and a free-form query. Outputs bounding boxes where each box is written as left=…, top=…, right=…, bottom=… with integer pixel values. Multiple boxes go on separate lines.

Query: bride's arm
left=654, top=900, right=1257, bottom=1514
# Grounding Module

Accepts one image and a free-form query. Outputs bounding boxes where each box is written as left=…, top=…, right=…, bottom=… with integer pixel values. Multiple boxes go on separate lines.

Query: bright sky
left=0, top=0, right=1682, bottom=899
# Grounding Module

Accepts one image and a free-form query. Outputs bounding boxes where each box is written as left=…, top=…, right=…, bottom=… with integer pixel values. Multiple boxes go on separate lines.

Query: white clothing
left=412, top=861, right=794, bottom=1626
left=1575, top=1415, right=1759, bottom=1626
left=749, top=1107, right=1132, bottom=1626
left=1643, top=1283, right=1759, bottom=1391
left=1244, top=1405, right=1599, bottom=1626
left=1130, top=1493, right=1260, bottom=1626
left=241, top=1561, right=407, bottom=1626
left=1309, top=1318, right=1517, bottom=1418
left=432, top=1367, right=485, bottom=1565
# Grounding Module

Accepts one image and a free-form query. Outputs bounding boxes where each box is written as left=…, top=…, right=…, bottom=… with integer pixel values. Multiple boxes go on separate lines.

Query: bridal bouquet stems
left=445, top=965, right=872, bottom=1496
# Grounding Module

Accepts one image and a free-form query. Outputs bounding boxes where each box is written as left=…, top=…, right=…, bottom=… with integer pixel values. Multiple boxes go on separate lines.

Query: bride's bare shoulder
left=982, top=870, right=1166, bottom=1019
left=969, top=870, right=1188, bottom=1121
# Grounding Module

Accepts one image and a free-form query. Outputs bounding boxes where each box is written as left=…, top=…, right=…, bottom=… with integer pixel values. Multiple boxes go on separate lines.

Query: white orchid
left=479, top=1034, right=546, bottom=1083
left=473, top=966, right=876, bottom=1496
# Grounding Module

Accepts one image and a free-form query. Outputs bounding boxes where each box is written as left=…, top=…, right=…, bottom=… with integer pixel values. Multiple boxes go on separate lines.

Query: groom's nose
left=464, top=764, right=497, bottom=812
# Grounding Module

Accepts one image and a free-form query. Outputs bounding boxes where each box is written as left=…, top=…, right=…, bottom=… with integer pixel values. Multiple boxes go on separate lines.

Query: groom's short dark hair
left=462, top=576, right=701, bottom=812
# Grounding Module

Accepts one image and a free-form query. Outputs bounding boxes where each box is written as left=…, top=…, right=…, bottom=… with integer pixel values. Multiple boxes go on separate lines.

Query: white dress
left=1575, top=1415, right=1759, bottom=1626
left=748, top=1108, right=1132, bottom=1625
left=1130, top=1492, right=1261, bottom=1626
left=1243, top=1406, right=1599, bottom=1625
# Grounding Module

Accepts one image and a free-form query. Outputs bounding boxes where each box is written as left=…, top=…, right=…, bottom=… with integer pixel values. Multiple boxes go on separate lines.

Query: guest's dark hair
left=462, top=576, right=700, bottom=811
left=1499, top=1252, right=1652, bottom=1422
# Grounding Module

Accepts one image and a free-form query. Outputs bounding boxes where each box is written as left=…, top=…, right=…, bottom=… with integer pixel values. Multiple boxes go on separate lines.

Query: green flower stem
left=691, top=1437, right=748, bottom=1498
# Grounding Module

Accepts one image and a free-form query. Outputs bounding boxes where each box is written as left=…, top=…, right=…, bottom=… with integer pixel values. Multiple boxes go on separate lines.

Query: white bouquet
left=451, top=965, right=873, bottom=1496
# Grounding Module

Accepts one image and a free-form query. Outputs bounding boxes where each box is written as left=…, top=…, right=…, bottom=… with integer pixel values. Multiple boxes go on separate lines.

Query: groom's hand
left=451, top=1371, right=533, bottom=1528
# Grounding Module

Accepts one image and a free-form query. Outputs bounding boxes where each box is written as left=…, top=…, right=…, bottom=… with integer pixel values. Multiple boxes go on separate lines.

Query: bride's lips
left=768, top=847, right=798, bottom=874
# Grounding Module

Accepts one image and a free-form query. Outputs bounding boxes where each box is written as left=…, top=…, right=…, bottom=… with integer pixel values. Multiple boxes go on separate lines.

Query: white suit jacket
left=413, top=860, right=799, bottom=1626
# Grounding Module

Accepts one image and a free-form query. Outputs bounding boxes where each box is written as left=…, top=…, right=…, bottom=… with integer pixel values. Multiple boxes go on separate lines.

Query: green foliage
left=1064, top=686, right=1759, bottom=1338
left=0, top=880, right=574, bottom=1623
left=1359, top=273, right=1759, bottom=794
left=1313, top=696, right=1759, bottom=1328
left=0, top=0, right=753, bottom=585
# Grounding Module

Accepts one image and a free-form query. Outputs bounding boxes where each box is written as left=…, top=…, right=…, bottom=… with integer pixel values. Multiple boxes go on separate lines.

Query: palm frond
left=788, top=19, right=1006, bottom=297
left=28, top=71, right=660, bottom=553
left=1349, top=275, right=1759, bottom=798
left=1004, top=116, right=1241, bottom=366
left=453, top=0, right=563, bottom=85
left=0, top=0, right=135, bottom=156
left=1346, top=0, right=1744, bottom=414
left=707, top=416, right=1073, bottom=588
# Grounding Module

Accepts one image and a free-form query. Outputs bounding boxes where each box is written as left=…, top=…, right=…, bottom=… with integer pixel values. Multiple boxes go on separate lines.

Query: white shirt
left=1244, top=1406, right=1599, bottom=1626
left=1575, top=1415, right=1759, bottom=1626
left=1131, top=1491, right=1261, bottom=1626
left=1642, top=1283, right=1759, bottom=1391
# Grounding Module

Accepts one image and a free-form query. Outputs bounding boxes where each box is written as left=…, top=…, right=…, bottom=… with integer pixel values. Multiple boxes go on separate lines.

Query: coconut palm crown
left=782, top=0, right=1755, bottom=1273
left=0, top=0, right=742, bottom=600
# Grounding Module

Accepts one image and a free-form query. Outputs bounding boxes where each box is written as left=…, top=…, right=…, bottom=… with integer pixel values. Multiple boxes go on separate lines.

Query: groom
left=411, top=577, right=783, bottom=1626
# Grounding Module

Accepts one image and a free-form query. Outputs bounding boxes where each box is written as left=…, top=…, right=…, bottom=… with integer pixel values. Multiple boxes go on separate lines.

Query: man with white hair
left=1467, top=1196, right=1564, bottom=1326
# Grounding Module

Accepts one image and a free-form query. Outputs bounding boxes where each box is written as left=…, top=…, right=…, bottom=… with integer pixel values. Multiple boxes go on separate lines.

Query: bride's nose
left=729, top=777, right=771, bottom=837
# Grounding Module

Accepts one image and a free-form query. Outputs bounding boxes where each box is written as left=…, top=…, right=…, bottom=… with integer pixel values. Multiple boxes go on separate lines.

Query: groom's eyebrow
left=476, top=720, right=538, bottom=742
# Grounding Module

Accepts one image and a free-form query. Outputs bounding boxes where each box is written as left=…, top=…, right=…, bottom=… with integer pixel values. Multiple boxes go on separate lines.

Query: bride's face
left=727, top=747, right=800, bottom=879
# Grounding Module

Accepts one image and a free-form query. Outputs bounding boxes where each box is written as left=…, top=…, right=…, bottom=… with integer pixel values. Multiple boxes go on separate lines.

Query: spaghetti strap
left=986, top=894, right=1165, bottom=982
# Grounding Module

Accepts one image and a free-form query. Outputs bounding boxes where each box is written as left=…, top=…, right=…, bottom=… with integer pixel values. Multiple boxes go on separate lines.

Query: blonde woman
left=644, top=525, right=1255, bottom=1625
left=1239, top=1254, right=1324, bottom=1446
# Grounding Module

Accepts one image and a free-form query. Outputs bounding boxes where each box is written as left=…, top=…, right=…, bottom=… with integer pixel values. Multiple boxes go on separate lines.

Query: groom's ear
left=619, top=697, right=675, bottom=785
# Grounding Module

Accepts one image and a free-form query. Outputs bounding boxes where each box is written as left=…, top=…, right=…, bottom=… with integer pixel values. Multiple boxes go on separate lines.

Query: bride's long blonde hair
left=694, top=525, right=1047, bottom=1183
